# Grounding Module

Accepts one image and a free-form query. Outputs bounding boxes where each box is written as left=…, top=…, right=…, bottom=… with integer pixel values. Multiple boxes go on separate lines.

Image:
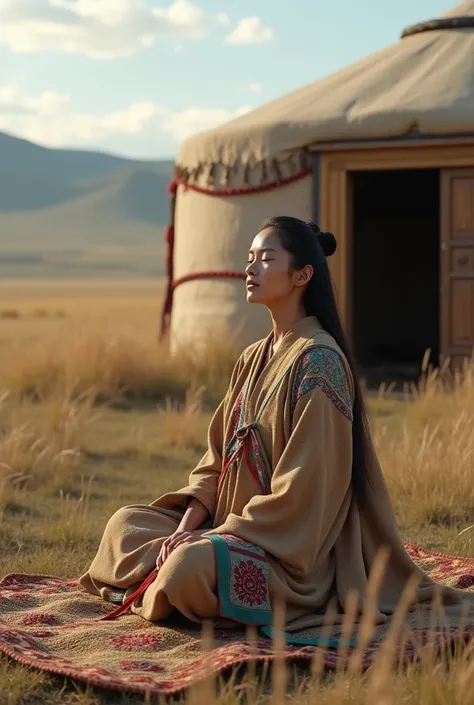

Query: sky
left=0, top=0, right=458, bottom=159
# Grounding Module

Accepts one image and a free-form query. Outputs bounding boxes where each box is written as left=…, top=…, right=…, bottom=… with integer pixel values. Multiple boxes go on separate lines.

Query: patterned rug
left=0, top=544, right=473, bottom=698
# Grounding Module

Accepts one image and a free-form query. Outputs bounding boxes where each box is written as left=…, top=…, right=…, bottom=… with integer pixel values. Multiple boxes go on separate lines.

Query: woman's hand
left=156, top=530, right=206, bottom=570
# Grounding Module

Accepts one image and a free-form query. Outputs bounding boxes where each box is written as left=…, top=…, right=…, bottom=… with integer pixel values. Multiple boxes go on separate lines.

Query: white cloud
left=216, top=13, right=230, bottom=26
left=225, top=17, right=274, bottom=46
left=161, top=105, right=251, bottom=141
left=242, top=82, right=262, bottom=94
left=0, top=82, right=252, bottom=148
left=0, top=0, right=226, bottom=58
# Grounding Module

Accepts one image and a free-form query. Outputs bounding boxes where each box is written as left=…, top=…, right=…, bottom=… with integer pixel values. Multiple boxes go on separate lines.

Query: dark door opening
left=352, top=169, right=440, bottom=388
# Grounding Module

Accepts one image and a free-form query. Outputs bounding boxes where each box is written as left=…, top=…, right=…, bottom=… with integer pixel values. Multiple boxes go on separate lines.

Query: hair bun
left=318, top=230, right=337, bottom=257
left=307, top=222, right=337, bottom=257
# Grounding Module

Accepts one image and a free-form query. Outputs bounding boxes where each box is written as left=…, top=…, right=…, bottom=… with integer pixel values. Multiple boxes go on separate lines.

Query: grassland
left=0, top=242, right=165, bottom=280
left=0, top=279, right=473, bottom=705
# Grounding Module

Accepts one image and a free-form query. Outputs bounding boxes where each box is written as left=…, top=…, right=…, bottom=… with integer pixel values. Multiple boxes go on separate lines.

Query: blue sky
left=0, top=0, right=456, bottom=159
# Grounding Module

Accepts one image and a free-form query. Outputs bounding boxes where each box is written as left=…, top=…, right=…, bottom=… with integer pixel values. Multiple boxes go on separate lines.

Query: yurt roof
left=177, top=1, right=474, bottom=184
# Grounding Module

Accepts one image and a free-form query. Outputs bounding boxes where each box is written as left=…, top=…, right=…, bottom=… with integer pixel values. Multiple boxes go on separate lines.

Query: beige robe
left=79, top=317, right=473, bottom=642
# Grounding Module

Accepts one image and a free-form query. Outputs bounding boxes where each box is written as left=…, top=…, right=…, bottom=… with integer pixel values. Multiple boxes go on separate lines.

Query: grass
left=0, top=279, right=235, bottom=406
left=0, top=279, right=473, bottom=704
left=0, top=244, right=166, bottom=280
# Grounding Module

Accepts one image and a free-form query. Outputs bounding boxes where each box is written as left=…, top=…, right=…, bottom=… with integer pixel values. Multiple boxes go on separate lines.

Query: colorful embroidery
left=222, top=378, right=249, bottom=468
left=233, top=560, right=267, bottom=607
left=209, top=534, right=272, bottom=625
left=224, top=382, right=246, bottom=452
left=220, top=376, right=272, bottom=495
left=0, top=551, right=472, bottom=696
left=219, top=424, right=272, bottom=496
left=291, top=346, right=353, bottom=421
left=218, top=535, right=261, bottom=551
left=247, top=430, right=272, bottom=494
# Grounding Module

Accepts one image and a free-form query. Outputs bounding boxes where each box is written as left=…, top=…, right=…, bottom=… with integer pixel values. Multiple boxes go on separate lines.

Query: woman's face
left=245, top=227, right=295, bottom=305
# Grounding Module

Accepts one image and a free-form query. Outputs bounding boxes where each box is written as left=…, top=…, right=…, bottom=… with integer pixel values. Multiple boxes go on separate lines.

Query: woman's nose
left=245, top=261, right=255, bottom=275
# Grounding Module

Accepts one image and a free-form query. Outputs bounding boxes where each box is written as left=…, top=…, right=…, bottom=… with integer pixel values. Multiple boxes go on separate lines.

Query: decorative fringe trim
left=174, top=148, right=311, bottom=189
left=159, top=153, right=313, bottom=340
left=174, top=167, right=311, bottom=197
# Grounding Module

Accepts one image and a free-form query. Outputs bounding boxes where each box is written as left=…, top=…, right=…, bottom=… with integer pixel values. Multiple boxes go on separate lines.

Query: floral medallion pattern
left=0, top=545, right=470, bottom=697
left=21, top=613, right=59, bottom=626
left=209, top=534, right=272, bottom=624
left=233, top=559, right=267, bottom=607
left=111, top=633, right=162, bottom=650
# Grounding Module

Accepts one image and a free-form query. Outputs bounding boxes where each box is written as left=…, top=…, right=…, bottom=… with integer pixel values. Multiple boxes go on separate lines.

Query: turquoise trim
left=209, top=535, right=273, bottom=625
left=108, top=595, right=125, bottom=604
left=259, top=625, right=357, bottom=648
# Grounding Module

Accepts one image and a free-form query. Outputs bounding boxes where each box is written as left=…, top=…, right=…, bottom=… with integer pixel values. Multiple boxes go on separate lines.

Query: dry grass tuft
left=185, top=581, right=474, bottom=705
left=0, top=390, right=93, bottom=494
left=58, top=474, right=94, bottom=538
left=375, top=356, right=474, bottom=530
left=0, top=284, right=473, bottom=703
left=157, top=385, right=207, bottom=450
left=0, top=327, right=237, bottom=406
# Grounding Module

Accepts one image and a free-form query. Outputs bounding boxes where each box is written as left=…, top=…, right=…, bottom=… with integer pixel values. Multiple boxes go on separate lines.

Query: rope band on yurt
left=159, top=167, right=312, bottom=340
left=171, top=270, right=246, bottom=289
left=160, top=179, right=179, bottom=338
left=401, top=16, right=474, bottom=39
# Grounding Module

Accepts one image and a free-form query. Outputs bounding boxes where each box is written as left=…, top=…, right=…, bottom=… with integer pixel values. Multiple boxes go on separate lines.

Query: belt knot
left=235, top=424, right=255, bottom=441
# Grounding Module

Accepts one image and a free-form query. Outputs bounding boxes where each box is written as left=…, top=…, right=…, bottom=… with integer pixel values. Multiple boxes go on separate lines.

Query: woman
left=79, top=216, right=472, bottom=641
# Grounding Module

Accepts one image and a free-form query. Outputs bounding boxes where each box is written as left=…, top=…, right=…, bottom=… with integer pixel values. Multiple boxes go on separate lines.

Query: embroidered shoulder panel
left=291, top=345, right=353, bottom=422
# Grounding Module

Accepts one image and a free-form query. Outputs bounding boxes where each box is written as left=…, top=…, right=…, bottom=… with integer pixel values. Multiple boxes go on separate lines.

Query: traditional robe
left=79, top=317, right=473, bottom=643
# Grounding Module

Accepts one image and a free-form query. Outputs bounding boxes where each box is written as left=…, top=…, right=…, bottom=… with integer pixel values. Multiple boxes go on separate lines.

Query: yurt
left=161, top=1, right=474, bottom=381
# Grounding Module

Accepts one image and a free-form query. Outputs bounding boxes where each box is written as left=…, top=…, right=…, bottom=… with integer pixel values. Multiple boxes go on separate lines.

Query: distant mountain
left=0, top=131, right=173, bottom=183
left=0, top=168, right=77, bottom=212
left=0, top=131, right=175, bottom=277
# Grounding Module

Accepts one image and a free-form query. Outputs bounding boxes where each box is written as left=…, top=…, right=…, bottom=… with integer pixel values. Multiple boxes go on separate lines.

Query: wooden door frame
left=316, top=141, right=474, bottom=354
left=440, top=169, right=474, bottom=364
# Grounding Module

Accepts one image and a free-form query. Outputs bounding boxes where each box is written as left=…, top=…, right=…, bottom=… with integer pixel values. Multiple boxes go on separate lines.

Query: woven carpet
left=0, top=543, right=473, bottom=698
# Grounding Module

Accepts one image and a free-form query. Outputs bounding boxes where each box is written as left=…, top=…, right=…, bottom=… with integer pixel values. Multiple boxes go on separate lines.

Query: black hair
left=259, top=215, right=372, bottom=505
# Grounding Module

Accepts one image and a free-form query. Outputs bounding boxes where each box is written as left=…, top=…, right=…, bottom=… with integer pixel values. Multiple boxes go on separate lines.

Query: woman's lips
left=246, top=281, right=259, bottom=289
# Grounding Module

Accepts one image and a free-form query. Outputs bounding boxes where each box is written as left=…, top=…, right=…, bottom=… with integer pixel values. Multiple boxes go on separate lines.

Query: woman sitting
left=79, top=216, right=472, bottom=640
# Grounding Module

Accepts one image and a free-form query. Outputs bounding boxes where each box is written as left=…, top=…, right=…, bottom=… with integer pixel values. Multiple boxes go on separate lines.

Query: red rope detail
left=159, top=166, right=312, bottom=340
left=160, top=224, right=175, bottom=335
left=98, top=568, right=158, bottom=621
left=172, top=270, right=246, bottom=291
left=175, top=167, right=311, bottom=197
left=168, top=180, right=178, bottom=195
left=159, top=178, right=178, bottom=339
left=217, top=431, right=263, bottom=496
left=243, top=436, right=263, bottom=490
left=218, top=445, right=242, bottom=494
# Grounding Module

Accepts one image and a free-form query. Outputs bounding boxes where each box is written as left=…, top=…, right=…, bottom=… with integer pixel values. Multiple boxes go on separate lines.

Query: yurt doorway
left=351, top=169, right=440, bottom=387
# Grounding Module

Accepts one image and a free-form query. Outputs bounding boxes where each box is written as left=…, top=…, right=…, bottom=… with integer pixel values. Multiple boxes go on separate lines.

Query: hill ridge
left=0, top=131, right=174, bottom=278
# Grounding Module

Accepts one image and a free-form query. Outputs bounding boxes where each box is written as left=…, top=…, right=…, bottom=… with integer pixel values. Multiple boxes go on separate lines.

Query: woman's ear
left=295, top=264, right=313, bottom=287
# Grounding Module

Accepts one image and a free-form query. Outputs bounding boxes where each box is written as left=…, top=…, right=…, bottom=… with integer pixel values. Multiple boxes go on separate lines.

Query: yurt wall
left=164, top=2, right=474, bottom=362
left=170, top=174, right=313, bottom=351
